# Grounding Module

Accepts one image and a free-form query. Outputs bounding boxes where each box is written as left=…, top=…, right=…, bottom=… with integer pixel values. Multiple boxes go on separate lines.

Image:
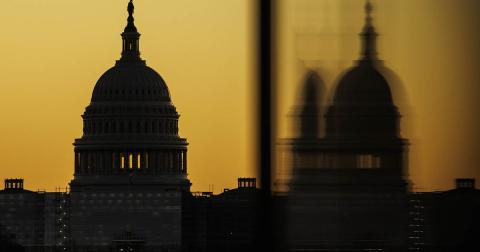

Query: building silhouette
left=287, top=1, right=409, bottom=251
left=183, top=178, right=260, bottom=252
left=0, top=179, right=69, bottom=251
left=1, top=1, right=479, bottom=251
left=69, top=0, right=189, bottom=251
left=407, top=179, right=480, bottom=251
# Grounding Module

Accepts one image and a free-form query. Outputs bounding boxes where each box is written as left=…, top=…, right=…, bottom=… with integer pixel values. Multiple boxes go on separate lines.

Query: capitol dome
left=333, top=63, right=393, bottom=105
left=72, top=0, right=189, bottom=182
left=91, top=62, right=171, bottom=102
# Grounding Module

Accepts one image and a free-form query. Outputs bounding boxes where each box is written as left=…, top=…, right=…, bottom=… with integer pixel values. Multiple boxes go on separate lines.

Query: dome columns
left=74, top=149, right=187, bottom=176
left=80, top=116, right=180, bottom=137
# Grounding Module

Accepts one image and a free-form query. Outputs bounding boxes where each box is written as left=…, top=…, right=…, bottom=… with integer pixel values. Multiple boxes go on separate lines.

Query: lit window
left=120, top=154, right=125, bottom=169
left=357, top=154, right=381, bottom=169
left=129, top=153, right=133, bottom=169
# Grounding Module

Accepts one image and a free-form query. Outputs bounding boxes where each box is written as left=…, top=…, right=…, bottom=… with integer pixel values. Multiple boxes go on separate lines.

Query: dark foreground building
left=183, top=178, right=260, bottom=252
left=407, top=178, right=480, bottom=252
left=0, top=177, right=260, bottom=252
left=0, top=179, right=68, bottom=251
left=3, top=176, right=480, bottom=251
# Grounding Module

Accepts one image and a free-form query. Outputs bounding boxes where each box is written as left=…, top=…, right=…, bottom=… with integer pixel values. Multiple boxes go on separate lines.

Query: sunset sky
left=0, top=0, right=479, bottom=193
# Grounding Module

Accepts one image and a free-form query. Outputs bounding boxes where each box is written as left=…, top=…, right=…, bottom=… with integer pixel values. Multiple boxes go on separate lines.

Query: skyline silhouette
left=0, top=0, right=479, bottom=194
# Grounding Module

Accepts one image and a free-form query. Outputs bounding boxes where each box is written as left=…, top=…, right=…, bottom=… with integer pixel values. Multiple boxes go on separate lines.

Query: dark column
left=86, top=151, right=91, bottom=174
left=80, top=151, right=87, bottom=174
left=178, top=152, right=182, bottom=173
left=96, top=152, right=101, bottom=174
left=74, top=151, right=79, bottom=174
left=148, top=151, right=154, bottom=174
left=165, top=152, right=170, bottom=173
left=112, top=152, right=117, bottom=173
left=104, top=151, right=112, bottom=174
left=257, top=0, right=276, bottom=250
left=132, top=151, right=138, bottom=170
left=183, top=150, right=187, bottom=174
left=156, top=151, right=161, bottom=173
left=160, top=151, right=165, bottom=173
left=167, top=152, right=174, bottom=173
left=177, top=152, right=182, bottom=173
left=174, top=152, right=179, bottom=173
left=141, top=151, right=147, bottom=172
left=144, top=152, right=149, bottom=173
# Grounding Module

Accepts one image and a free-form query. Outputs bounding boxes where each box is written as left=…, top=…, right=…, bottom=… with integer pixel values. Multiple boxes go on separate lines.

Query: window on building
left=357, top=154, right=381, bottom=169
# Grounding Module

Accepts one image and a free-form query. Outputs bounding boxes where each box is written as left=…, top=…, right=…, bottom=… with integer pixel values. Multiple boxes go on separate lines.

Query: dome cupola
left=91, top=64, right=171, bottom=102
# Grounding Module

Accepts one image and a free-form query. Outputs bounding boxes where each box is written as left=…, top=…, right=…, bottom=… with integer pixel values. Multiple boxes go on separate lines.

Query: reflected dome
left=333, top=62, right=393, bottom=105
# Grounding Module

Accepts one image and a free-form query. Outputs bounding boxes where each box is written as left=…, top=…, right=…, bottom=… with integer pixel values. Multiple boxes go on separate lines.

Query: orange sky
left=0, top=0, right=479, bottom=192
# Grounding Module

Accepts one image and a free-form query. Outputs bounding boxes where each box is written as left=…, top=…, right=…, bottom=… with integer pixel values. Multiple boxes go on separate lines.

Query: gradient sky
left=0, top=0, right=478, bottom=192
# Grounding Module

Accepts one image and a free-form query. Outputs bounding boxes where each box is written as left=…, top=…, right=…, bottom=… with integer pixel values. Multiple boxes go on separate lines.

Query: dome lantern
left=360, top=0, right=378, bottom=63
left=121, top=0, right=142, bottom=62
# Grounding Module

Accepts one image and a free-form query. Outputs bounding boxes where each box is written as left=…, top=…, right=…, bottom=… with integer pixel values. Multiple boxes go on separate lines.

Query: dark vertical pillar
left=141, top=151, right=147, bottom=172
left=98, top=152, right=103, bottom=174
left=167, top=152, right=172, bottom=173
left=80, top=151, right=87, bottom=174
left=175, top=152, right=179, bottom=173
left=104, top=151, right=111, bottom=174
left=257, top=0, right=276, bottom=250
left=157, top=151, right=161, bottom=173
left=74, top=151, right=79, bottom=174
left=183, top=150, right=187, bottom=174
left=156, top=151, right=161, bottom=174
left=112, top=152, right=117, bottom=173
left=148, top=151, right=155, bottom=174
left=86, top=151, right=91, bottom=174
left=166, top=151, right=171, bottom=173
left=132, top=151, right=138, bottom=170
left=95, top=152, right=100, bottom=174
left=179, top=151, right=183, bottom=173
left=174, top=152, right=177, bottom=173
